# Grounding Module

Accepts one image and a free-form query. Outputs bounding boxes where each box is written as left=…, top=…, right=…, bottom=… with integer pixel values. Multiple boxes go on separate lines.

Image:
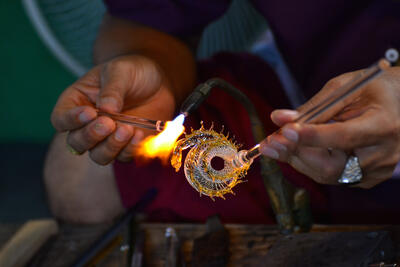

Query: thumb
left=271, top=109, right=299, bottom=127
left=97, top=64, right=131, bottom=113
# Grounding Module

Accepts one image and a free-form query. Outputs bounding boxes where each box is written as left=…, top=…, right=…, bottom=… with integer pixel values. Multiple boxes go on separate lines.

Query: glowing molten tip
left=138, top=114, right=185, bottom=162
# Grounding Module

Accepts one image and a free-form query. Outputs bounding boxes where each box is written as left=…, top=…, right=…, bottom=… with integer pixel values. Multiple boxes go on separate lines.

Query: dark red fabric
left=105, top=0, right=400, bottom=224
left=113, top=53, right=329, bottom=224
left=104, top=0, right=400, bottom=99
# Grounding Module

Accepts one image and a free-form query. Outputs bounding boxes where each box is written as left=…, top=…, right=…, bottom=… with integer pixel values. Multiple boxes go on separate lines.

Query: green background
left=0, top=0, right=77, bottom=221
left=0, top=0, right=75, bottom=144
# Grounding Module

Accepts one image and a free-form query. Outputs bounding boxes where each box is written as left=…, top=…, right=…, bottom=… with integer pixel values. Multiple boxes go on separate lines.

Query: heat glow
left=138, top=114, right=185, bottom=162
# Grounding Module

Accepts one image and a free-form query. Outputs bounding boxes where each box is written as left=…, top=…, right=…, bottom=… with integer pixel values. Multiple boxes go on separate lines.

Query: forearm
left=93, top=13, right=197, bottom=104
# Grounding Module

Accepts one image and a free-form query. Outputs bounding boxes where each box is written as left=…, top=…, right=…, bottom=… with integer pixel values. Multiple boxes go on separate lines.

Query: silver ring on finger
left=338, top=155, right=363, bottom=185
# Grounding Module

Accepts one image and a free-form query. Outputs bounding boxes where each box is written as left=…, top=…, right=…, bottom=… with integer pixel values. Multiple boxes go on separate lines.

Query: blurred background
left=1, top=0, right=399, bottom=226
left=0, top=0, right=102, bottom=221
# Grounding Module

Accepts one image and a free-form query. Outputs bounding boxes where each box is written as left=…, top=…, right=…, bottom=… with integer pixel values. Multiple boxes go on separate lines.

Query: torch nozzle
left=179, top=82, right=212, bottom=116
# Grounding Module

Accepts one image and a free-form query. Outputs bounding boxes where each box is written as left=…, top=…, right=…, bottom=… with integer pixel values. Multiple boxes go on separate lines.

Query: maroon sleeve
left=103, top=0, right=229, bottom=36
left=111, top=52, right=330, bottom=224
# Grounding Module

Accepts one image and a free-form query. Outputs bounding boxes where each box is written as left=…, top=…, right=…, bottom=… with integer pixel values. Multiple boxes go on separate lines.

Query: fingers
left=260, top=134, right=347, bottom=184
left=269, top=72, right=359, bottom=127
left=66, top=117, right=146, bottom=165
left=116, top=130, right=144, bottom=162
left=260, top=133, right=292, bottom=162
left=52, top=106, right=97, bottom=132
left=51, top=65, right=104, bottom=132
left=259, top=126, right=302, bottom=162
left=289, top=147, right=347, bottom=185
left=353, top=144, right=399, bottom=188
left=356, top=166, right=394, bottom=189
left=67, top=116, right=116, bottom=154
left=261, top=131, right=396, bottom=187
left=261, top=122, right=398, bottom=187
left=286, top=111, right=386, bottom=151
left=89, top=123, right=134, bottom=165
left=97, top=63, right=130, bottom=113
left=97, top=57, right=155, bottom=113
left=260, top=68, right=400, bottom=188
left=270, top=109, right=299, bottom=127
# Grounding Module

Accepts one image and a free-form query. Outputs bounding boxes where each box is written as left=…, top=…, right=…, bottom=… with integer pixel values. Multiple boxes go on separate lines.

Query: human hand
left=260, top=67, right=400, bottom=188
left=51, top=55, right=176, bottom=165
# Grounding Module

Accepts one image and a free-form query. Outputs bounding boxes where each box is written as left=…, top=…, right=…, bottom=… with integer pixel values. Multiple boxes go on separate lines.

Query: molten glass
left=171, top=123, right=250, bottom=200
left=138, top=114, right=185, bottom=162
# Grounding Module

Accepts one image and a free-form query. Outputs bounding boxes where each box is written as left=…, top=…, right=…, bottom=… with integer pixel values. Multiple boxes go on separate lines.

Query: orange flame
left=137, top=114, right=185, bottom=162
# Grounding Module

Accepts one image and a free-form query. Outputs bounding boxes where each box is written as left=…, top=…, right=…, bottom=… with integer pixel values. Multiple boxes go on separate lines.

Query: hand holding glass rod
left=96, top=111, right=165, bottom=131
left=234, top=50, right=398, bottom=167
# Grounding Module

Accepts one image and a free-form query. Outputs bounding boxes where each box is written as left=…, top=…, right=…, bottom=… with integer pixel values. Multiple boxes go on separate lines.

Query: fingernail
left=282, top=110, right=299, bottom=117
left=131, top=130, right=144, bottom=145
left=79, top=110, right=95, bottom=123
left=99, top=97, right=119, bottom=112
left=282, top=128, right=298, bottom=142
left=115, top=127, right=129, bottom=142
left=94, top=123, right=111, bottom=136
left=271, top=140, right=287, bottom=152
left=260, top=146, right=279, bottom=159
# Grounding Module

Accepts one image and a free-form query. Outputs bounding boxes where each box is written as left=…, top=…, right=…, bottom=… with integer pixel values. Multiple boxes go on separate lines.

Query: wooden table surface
left=140, top=224, right=400, bottom=266
left=1, top=222, right=399, bottom=266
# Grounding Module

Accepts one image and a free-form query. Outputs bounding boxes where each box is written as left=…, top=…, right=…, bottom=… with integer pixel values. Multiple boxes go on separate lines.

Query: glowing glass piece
left=171, top=123, right=250, bottom=200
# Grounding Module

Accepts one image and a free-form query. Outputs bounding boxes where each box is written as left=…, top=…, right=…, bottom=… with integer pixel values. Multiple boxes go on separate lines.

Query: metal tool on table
left=71, top=188, right=157, bottom=267
left=164, top=227, right=183, bottom=267
left=130, top=229, right=145, bottom=267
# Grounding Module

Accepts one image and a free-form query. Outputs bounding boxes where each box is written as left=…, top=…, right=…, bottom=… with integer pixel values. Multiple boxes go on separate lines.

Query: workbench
left=1, top=222, right=399, bottom=266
